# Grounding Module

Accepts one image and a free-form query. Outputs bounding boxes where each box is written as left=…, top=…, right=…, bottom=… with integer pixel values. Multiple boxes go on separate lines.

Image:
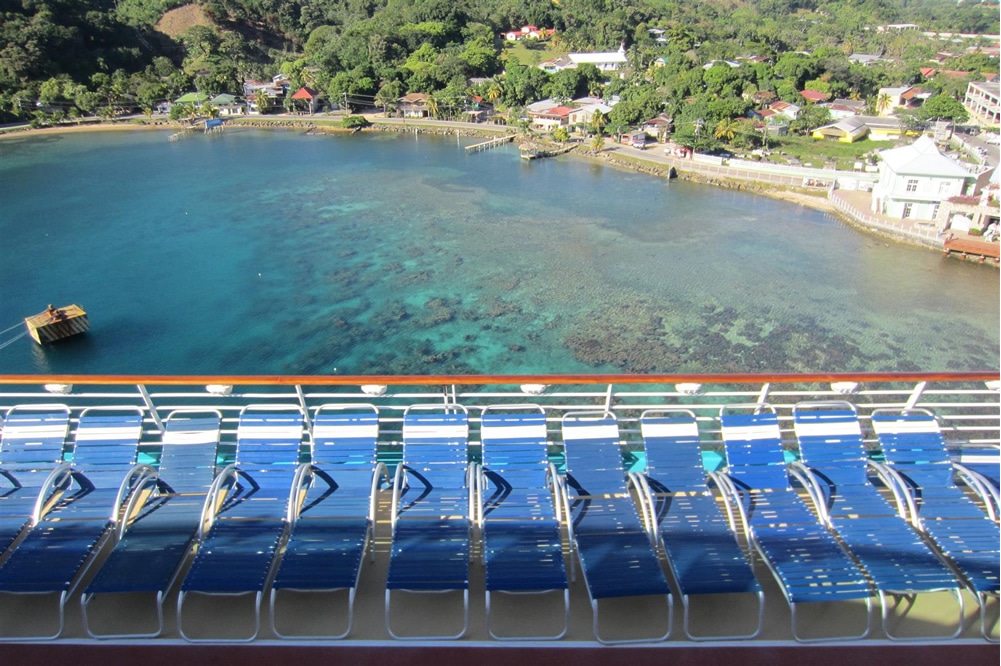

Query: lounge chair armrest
left=286, top=463, right=317, bottom=524
left=787, top=462, right=831, bottom=525
left=111, top=464, right=158, bottom=524
left=466, top=462, right=476, bottom=524
left=116, top=470, right=162, bottom=541
left=31, top=462, right=74, bottom=524
left=0, top=469, right=22, bottom=490
left=370, top=462, right=389, bottom=525
left=954, top=463, right=999, bottom=522
left=197, top=463, right=240, bottom=540
left=627, top=472, right=657, bottom=542
left=628, top=472, right=658, bottom=545
left=866, top=460, right=918, bottom=525
left=546, top=462, right=565, bottom=526
left=708, top=471, right=751, bottom=543
left=390, top=463, right=406, bottom=527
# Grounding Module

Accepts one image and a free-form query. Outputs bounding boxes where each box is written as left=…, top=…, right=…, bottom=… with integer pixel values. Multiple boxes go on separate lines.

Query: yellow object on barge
left=24, top=305, right=89, bottom=345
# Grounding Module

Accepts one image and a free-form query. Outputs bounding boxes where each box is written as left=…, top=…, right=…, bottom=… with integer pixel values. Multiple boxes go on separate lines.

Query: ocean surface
left=0, top=128, right=998, bottom=376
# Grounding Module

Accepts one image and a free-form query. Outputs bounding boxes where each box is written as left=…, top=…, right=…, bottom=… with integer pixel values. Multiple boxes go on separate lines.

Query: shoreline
left=5, top=117, right=993, bottom=263
left=0, top=118, right=836, bottom=216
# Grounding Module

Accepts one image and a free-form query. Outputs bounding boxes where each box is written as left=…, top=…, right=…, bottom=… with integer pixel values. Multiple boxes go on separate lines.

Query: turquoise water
left=0, top=129, right=997, bottom=375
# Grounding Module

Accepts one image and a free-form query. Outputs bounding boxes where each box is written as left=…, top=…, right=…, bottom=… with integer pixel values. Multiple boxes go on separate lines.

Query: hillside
left=155, top=4, right=213, bottom=39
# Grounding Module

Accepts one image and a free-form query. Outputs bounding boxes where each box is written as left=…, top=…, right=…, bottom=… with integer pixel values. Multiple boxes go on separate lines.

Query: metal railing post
left=136, top=384, right=164, bottom=432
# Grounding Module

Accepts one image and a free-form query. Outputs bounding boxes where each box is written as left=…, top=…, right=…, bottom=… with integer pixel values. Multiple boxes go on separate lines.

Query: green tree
left=714, top=117, right=740, bottom=143
left=918, top=94, right=969, bottom=124
left=790, top=104, right=831, bottom=135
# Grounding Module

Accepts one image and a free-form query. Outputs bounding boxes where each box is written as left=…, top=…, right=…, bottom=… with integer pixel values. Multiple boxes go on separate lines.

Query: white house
left=568, top=102, right=613, bottom=128
left=871, top=135, right=974, bottom=222
left=540, top=46, right=628, bottom=73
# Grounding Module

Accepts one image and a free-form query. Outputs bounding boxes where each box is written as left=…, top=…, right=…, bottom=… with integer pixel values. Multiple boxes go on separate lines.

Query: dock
left=168, top=127, right=194, bottom=142
left=519, top=142, right=576, bottom=160
left=465, top=135, right=516, bottom=153
left=24, top=304, right=89, bottom=344
left=943, top=237, right=1000, bottom=263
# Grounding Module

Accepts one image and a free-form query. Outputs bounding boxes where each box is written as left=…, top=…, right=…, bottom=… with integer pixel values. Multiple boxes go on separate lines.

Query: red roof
left=532, top=106, right=573, bottom=117
left=799, top=89, right=830, bottom=102
left=290, top=86, right=319, bottom=100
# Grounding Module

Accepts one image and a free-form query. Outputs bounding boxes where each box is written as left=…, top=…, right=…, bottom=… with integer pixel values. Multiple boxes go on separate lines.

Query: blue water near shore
left=0, top=128, right=997, bottom=375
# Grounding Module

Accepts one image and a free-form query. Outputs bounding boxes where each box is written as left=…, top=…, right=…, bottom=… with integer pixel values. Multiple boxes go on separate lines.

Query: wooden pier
left=168, top=127, right=193, bottom=142
left=24, top=305, right=89, bottom=345
left=465, top=135, right=516, bottom=153
left=943, top=237, right=1000, bottom=263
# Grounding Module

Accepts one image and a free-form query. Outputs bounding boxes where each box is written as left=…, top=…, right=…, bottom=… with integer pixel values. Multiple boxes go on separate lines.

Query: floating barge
left=24, top=305, right=89, bottom=345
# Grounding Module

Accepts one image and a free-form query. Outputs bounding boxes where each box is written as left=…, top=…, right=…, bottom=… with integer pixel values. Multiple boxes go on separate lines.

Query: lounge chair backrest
left=480, top=409, right=549, bottom=489
left=71, top=409, right=145, bottom=487
left=0, top=406, right=70, bottom=483
left=402, top=408, right=469, bottom=483
left=235, top=407, right=304, bottom=477
left=640, top=411, right=704, bottom=493
left=871, top=410, right=953, bottom=486
left=311, top=406, right=379, bottom=468
left=157, top=412, right=222, bottom=494
left=793, top=404, right=868, bottom=486
left=562, top=413, right=628, bottom=496
left=719, top=408, right=788, bottom=491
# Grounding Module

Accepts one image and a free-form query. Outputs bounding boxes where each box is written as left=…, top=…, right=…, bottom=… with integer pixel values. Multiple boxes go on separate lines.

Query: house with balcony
left=964, top=81, right=1000, bottom=127
left=528, top=105, right=574, bottom=131
left=871, top=135, right=975, bottom=221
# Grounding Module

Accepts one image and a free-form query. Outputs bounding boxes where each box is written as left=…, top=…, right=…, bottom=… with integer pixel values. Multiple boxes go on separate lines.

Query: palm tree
left=714, top=117, right=740, bottom=142
left=590, top=109, right=608, bottom=135
left=425, top=95, right=440, bottom=120
left=876, top=92, right=892, bottom=115
left=254, top=89, right=270, bottom=115
left=590, top=134, right=605, bottom=152
left=486, top=81, right=502, bottom=108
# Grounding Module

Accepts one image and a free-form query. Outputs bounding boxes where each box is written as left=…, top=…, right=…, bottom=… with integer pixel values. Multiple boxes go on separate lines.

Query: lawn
left=501, top=40, right=566, bottom=67
left=763, top=135, right=883, bottom=170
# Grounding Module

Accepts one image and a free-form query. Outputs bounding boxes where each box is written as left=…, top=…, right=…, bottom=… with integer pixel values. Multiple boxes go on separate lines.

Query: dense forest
left=1, top=0, right=997, bottom=140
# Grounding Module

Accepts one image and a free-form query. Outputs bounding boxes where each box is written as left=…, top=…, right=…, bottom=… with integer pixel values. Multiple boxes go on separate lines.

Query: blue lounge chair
left=386, top=404, right=472, bottom=640
left=954, top=447, right=1000, bottom=522
left=0, top=405, right=71, bottom=557
left=871, top=408, right=1000, bottom=641
left=177, top=405, right=304, bottom=642
left=268, top=404, right=388, bottom=640
left=718, top=404, right=872, bottom=642
left=0, top=407, right=145, bottom=640
left=636, top=409, right=763, bottom=641
left=477, top=404, right=568, bottom=640
left=561, top=411, right=672, bottom=644
left=79, top=410, right=223, bottom=639
left=790, top=402, right=963, bottom=640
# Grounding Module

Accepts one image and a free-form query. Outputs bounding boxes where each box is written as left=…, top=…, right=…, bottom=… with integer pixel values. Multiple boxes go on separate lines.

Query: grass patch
left=764, top=135, right=882, bottom=170
left=501, top=40, right=566, bottom=67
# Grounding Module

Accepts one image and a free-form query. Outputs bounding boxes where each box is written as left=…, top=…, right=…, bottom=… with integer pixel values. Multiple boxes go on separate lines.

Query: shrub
left=341, top=115, right=370, bottom=129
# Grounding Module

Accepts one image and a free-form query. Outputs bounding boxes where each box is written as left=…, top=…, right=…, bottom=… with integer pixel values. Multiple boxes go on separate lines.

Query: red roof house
left=799, top=89, right=831, bottom=103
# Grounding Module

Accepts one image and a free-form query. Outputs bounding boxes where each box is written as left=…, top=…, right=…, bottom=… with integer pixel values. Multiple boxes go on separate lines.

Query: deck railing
left=2, top=373, right=998, bottom=460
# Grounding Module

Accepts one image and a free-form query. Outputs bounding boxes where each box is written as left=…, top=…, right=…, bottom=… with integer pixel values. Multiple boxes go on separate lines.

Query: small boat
left=24, top=304, right=89, bottom=345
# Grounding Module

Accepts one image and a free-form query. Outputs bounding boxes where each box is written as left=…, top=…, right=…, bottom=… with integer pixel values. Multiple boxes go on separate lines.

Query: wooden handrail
left=0, top=372, right=997, bottom=386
